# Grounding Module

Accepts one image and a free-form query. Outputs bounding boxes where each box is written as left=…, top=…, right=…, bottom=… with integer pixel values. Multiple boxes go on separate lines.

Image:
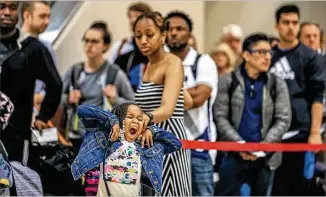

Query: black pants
left=272, top=133, right=320, bottom=196
left=215, top=153, right=273, bottom=196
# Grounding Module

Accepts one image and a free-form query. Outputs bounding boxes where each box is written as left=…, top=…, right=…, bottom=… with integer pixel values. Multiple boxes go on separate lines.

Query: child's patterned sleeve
left=0, top=92, right=14, bottom=131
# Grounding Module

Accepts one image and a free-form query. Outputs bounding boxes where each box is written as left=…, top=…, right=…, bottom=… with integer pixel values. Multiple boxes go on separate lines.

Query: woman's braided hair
left=111, top=102, right=139, bottom=129
left=133, top=11, right=165, bottom=33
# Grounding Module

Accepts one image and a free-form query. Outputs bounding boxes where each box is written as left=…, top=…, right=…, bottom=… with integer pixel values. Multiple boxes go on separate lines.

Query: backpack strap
left=102, top=63, right=119, bottom=111
left=68, top=63, right=84, bottom=133
left=228, top=72, right=240, bottom=120
left=228, top=72, right=239, bottom=99
left=117, top=38, right=128, bottom=57
left=268, top=73, right=277, bottom=103
left=191, top=53, right=202, bottom=80
left=70, top=63, right=84, bottom=90
left=105, top=64, right=119, bottom=85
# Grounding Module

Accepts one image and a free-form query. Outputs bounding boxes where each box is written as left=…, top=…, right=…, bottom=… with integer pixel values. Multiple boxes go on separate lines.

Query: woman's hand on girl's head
left=139, top=129, right=153, bottom=148
left=110, top=123, right=120, bottom=141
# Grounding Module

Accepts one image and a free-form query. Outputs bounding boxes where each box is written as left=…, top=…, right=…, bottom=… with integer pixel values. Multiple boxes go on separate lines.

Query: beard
left=0, top=15, right=18, bottom=35
left=0, top=26, right=16, bottom=35
left=30, top=24, right=45, bottom=35
left=167, top=42, right=188, bottom=52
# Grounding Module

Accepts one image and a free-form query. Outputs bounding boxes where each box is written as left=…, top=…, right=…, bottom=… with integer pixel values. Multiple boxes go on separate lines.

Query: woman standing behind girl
left=133, top=12, right=192, bottom=196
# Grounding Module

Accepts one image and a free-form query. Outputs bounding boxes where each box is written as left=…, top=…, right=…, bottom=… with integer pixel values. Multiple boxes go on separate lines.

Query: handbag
left=31, top=142, right=83, bottom=195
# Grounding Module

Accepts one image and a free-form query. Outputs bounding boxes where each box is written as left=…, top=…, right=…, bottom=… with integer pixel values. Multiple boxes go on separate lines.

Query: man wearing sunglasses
left=213, top=33, right=291, bottom=196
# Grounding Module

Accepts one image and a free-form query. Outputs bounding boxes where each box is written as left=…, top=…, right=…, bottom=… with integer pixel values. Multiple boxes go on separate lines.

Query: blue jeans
left=191, top=156, right=214, bottom=196
left=215, top=153, right=274, bottom=196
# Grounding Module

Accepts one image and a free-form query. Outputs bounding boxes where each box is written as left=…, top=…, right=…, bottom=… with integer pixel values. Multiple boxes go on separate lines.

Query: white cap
left=222, top=24, right=244, bottom=39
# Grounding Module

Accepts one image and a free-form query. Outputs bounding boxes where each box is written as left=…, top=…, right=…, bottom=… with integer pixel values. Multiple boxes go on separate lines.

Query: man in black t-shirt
left=270, top=4, right=326, bottom=196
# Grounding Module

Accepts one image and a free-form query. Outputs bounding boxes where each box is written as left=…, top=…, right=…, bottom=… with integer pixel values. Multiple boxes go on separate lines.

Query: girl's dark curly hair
left=111, top=102, right=139, bottom=129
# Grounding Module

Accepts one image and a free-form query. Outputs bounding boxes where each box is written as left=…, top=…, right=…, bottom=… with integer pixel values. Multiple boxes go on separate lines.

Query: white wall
left=54, top=1, right=326, bottom=75
left=54, top=1, right=205, bottom=75
left=204, top=1, right=326, bottom=53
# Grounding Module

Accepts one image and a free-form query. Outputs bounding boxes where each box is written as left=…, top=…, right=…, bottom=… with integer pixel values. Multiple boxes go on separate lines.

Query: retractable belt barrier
left=181, top=140, right=326, bottom=152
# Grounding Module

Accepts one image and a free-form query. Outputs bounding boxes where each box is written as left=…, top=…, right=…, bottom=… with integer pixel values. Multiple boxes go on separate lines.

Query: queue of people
left=0, top=1, right=326, bottom=196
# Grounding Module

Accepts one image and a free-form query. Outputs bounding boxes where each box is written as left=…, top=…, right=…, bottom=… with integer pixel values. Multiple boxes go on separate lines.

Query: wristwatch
left=144, top=111, right=154, bottom=126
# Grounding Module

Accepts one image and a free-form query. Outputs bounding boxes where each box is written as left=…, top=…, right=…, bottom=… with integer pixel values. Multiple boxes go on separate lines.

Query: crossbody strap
left=102, top=161, right=111, bottom=196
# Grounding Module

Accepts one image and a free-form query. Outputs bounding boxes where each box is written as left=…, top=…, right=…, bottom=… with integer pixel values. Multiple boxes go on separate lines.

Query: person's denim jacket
left=71, top=104, right=182, bottom=195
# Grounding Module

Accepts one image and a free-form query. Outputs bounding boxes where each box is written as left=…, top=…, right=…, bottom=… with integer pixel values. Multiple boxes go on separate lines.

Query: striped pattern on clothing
left=135, top=82, right=191, bottom=196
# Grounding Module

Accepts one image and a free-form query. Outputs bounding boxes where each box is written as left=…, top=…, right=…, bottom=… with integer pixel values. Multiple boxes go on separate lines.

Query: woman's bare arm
left=150, top=57, right=184, bottom=123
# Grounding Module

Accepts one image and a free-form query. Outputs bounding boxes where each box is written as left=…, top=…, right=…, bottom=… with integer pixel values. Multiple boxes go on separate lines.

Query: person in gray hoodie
left=213, top=33, right=291, bottom=196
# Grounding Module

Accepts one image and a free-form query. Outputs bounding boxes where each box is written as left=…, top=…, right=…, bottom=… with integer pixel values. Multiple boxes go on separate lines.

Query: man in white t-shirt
left=164, top=11, right=218, bottom=196
left=108, top=2, right=152, bottom=64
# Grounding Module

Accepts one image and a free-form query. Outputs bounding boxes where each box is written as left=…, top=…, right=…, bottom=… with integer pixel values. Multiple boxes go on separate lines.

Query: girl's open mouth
left=130, top=128, right=138, bottom=135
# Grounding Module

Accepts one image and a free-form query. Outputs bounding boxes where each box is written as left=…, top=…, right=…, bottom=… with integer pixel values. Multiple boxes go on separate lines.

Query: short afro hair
left=164, top=10, right=193, bottom=32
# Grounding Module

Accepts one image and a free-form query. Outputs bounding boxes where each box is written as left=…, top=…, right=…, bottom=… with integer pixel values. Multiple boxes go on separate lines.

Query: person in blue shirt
left=213, top=33, right=291, bottom=196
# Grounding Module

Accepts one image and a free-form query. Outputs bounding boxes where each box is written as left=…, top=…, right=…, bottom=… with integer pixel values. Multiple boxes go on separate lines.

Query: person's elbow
left=312, top=95, right=324, bottom=104
left=47, top=78, right=63, bottom=97
left=164, top=138, right=182, bottom=154
left=309, top=80, right=325, bottom=103
left=175, top=139, right=182, bottom=151
left=184, top=97, right=193, bottom=110
left=76, top=105, right=87, bottom=118
left=275, top=101, right=292, bottom=133
left=56, top=80, right=63, bottom=94
left=278, top=113, right=292, bottom=135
